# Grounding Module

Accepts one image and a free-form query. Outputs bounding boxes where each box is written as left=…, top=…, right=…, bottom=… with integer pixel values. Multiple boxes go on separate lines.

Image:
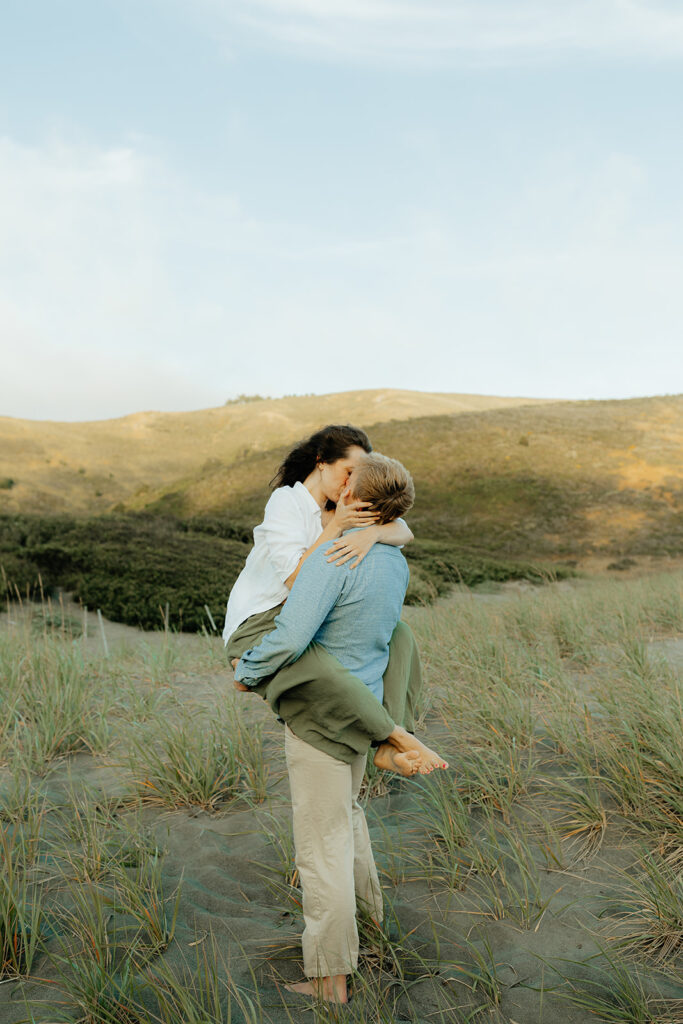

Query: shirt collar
left=294, top=480, right=322, bottom=517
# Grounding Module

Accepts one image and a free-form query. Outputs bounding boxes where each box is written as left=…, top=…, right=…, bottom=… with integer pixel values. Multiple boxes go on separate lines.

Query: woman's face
left=319, top=445, right=368, bottom=503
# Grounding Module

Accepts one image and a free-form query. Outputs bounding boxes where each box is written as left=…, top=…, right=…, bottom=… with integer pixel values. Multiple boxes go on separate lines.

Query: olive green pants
left=225, top=603, right=422, bottom=764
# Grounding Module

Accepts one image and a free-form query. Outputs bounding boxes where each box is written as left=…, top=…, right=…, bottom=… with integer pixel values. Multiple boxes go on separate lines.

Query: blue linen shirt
left=234, top=531, right=409, bottom=701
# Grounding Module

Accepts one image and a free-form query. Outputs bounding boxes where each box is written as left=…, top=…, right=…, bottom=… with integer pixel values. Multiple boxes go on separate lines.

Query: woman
left=223, top=424, right=444, bottom=774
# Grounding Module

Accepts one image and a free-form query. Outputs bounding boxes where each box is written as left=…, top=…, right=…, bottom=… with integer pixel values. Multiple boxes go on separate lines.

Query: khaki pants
left=284, top=723, right=384, bottom=978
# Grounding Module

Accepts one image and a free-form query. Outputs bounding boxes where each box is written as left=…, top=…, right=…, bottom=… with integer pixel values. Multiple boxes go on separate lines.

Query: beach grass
left=1, top=570, right=683, bottom=1022
left=123, top=711, right=242, bottom=812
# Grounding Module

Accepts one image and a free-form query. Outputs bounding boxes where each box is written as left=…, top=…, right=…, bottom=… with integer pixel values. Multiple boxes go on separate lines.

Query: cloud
left=0, top=135, right=244, bottom=418
left=195, top=0, right=683, bottom=64
left=1, top=333, right=203, bottom=423
left=1, top=132, right=681, bottom=419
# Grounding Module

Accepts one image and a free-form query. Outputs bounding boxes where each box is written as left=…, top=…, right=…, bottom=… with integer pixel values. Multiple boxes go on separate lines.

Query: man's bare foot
left=386, top=726, right=449, bottom=774
left=284, top=975, right=348, bottom=1003
left=373, top=743, right=421, bottom=777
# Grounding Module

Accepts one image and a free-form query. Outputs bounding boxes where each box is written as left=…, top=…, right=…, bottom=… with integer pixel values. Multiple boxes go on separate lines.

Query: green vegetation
left=0, top=513, right=251, bottom=632
left=125, top=710, right=242, bottom=810
left=224, top=393, right=269, bottom=404
left=0, top=512, right=573, bottom=631
left=403, top=537, right=574, bottom=604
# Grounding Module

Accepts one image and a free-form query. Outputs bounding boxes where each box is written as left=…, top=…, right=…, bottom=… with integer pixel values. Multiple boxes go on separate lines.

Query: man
left=232, top=454, right=447, bottom=1004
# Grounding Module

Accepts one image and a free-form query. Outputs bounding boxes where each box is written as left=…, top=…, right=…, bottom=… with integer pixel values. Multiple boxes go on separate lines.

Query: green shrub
left=0, top=514, right=251, bottom=632
left=224, top=393, right=267, bottom=404
left=404, top=539, right=574, bottom=603
left=0, top=513, right=574, bottom=632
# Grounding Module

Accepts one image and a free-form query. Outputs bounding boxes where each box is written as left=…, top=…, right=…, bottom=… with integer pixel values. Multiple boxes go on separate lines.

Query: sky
left=1, top=0, right=682, bottom=421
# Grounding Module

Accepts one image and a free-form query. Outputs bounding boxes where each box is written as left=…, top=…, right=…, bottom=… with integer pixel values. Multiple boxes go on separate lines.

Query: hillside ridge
left=0, top=389, right=554, bottom=515
left=136, top=393, right=683, bottom=565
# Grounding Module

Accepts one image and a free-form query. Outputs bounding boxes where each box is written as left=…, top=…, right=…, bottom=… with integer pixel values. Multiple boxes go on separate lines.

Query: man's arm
left=235, top=554, right=345, bottom=686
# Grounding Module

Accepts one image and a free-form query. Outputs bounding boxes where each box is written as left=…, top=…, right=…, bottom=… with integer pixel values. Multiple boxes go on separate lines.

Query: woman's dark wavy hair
left=270, top=424, right=372, bottom=490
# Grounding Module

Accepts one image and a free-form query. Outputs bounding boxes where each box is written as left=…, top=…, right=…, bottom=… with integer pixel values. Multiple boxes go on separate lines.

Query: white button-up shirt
left=222, top=481, right=323, bottom=644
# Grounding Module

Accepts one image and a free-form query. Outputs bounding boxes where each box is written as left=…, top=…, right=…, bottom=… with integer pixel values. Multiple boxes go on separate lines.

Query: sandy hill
left=0, top=389, right=552, bottom=515
left=135, top=394, right=683, bottom=564
left=2, top=390, right=681, bottom=565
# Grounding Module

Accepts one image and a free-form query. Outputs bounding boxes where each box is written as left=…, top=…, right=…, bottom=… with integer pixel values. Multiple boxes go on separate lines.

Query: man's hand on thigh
left=231, top=658, right=250, bottom=692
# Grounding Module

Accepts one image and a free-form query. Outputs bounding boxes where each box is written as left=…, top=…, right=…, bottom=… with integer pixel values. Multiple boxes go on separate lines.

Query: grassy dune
left=2, top=573, right=683, bottom=1022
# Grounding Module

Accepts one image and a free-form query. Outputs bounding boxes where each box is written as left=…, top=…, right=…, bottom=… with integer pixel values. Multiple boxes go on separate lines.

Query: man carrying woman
left=224, top=423, right=446, bottom=774
left=225, top=440, right=448, bottom=1003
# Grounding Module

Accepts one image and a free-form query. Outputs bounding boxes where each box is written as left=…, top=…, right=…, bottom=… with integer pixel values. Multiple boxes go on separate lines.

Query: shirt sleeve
left=257, top=488, right=312, bottom=583
left=235, top=554, right=345, bottom=685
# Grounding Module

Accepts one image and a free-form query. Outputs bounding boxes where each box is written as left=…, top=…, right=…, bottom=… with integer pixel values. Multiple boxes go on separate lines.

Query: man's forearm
left=235, top=630, right=304, bottom=685
left=235, top=592, right=330, bottom=684
left=237, top=551, right=344, bottom=685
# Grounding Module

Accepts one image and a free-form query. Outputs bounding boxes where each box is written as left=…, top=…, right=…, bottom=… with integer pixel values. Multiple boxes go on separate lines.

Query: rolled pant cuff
left=305, top=959, right=358, bottom=978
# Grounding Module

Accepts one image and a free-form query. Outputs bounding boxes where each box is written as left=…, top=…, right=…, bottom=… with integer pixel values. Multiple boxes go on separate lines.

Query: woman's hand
left=325, top=525, right=380, bottom=569
left=231, top=658, right=250, bottom=692
left=332, top=488, right=379, bottom=533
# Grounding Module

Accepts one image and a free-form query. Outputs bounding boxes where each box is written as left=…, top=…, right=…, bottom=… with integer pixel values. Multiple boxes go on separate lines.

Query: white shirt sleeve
left=256, top=488, right=312, bottom=583
left=395, top=517, right=407, bottom=548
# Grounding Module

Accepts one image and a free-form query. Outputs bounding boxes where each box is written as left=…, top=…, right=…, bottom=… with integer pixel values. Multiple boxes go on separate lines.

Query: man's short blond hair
left=352, top=453, right=415, bottom=525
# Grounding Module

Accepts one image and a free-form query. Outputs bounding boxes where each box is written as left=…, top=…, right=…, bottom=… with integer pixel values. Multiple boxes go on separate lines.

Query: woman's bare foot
left=373, top=743, right=421, bottom=777
left=386, top=726, right=448, bottom=774
left=284, top=975, right=348, bottom=1003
